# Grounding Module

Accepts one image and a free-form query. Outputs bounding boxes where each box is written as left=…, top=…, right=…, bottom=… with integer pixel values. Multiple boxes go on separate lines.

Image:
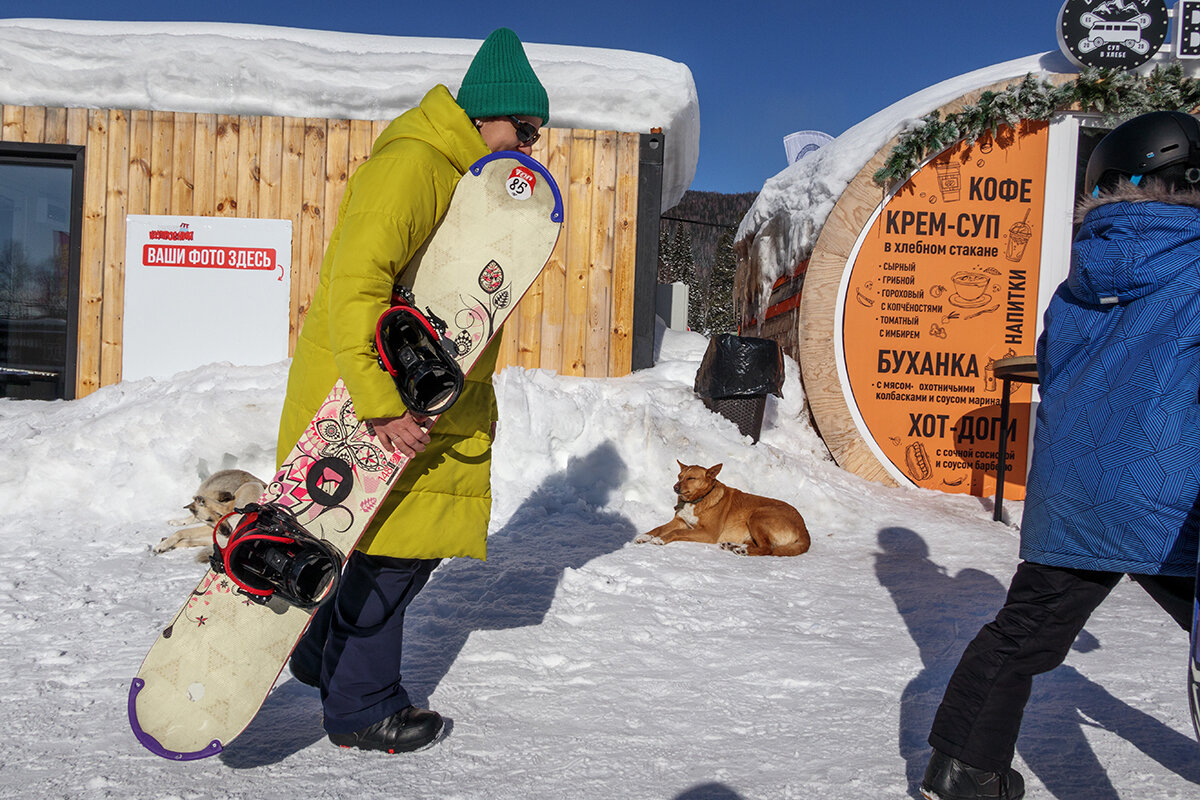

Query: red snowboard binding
left=375, top=285, right=465, bottom=416
left=211, top=503, right=344, bottom=609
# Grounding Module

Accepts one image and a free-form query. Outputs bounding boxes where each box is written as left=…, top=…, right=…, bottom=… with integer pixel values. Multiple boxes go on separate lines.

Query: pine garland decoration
left=872, top=63, right=1200, bottom=187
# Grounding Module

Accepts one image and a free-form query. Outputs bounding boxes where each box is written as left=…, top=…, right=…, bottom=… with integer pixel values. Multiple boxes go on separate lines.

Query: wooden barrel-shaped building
left=734, top=53, right=1192, bottom=502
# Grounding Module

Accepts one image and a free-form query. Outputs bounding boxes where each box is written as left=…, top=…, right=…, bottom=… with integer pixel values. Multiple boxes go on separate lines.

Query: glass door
left=0, top=144, right=84, bottom=400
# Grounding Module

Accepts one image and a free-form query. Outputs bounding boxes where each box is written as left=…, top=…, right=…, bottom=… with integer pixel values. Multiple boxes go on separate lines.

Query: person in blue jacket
left=920, top=111, right=1200, bottom=800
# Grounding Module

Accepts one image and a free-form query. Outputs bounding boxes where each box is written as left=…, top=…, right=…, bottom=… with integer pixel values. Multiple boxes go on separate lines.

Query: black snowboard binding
left=211, top=503, right=344, bottom=609
left=375, top=285, right=465, bottom=416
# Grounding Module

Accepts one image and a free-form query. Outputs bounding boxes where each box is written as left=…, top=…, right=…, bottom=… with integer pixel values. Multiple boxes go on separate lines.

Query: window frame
left=0, top=141, right=86, bottom=400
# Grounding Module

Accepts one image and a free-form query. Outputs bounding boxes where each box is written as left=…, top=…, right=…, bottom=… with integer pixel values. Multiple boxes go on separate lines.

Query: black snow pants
left=291, top=551, right=441, bottom=735
left=927, top=560, right=1193, bottom=773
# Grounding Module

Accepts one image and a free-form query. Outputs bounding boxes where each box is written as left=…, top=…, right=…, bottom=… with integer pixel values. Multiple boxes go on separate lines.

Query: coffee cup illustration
left=950, top=270, right=991, bottom=308
left=934, top=161, right=961, bottom=202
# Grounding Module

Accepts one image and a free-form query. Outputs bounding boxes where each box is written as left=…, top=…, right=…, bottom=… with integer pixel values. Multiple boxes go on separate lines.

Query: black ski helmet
left=1085, top=111, right=1200, bottom=196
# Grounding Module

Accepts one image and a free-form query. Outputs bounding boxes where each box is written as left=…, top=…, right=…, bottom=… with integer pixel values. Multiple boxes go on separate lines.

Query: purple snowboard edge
left=129, top=678, right=224, bottom=761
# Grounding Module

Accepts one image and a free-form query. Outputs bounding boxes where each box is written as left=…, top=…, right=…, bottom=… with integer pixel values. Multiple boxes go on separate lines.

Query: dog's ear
left=216, top=491, right=235, bottom=503
left=708, top=464, right=723, bottom=478
left=677, top=459, right=686, bottom=471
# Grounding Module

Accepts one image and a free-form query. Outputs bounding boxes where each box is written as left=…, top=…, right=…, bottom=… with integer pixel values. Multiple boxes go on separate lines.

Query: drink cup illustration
left=934, top=161, right=961, bottom=202
left=1006, top=209, right=1032, bottom=262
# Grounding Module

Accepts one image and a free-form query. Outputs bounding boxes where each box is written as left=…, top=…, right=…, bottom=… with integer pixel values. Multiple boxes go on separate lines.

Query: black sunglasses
left=507, top=116, right=541, bottom=147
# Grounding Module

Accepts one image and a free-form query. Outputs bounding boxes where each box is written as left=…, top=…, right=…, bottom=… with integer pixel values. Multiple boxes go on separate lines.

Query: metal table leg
left=993, top=377, right=1013, bottom=522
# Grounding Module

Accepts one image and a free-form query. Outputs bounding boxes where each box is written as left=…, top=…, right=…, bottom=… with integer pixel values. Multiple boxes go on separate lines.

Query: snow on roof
left=735, top=49, right=1080, bottom=306
left=0, top=18, right=699, bottom=210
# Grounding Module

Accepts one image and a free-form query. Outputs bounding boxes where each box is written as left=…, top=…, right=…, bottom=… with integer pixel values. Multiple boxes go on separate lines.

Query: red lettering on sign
left=142, top=244, right=277, bottom=270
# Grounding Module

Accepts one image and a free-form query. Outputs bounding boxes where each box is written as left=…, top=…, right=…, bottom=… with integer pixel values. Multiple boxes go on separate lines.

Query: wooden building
left=0, top=21, right=704, bottom=401
left=0, top=104, right=666, bottom=400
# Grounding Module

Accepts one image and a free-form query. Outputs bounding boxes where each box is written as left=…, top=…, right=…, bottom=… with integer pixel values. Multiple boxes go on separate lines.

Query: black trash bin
left=693, top=334, right=784, bottom=443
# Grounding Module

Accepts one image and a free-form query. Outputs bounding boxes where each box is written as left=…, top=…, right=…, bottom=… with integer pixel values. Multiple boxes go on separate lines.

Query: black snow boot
left=328, top=706, right=444, bottom=753
left=920, top=749, right=1025, bottom=800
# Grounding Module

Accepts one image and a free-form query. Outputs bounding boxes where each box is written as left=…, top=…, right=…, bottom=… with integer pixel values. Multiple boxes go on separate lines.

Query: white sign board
left=783, top=130, right=833, bottom=165
left=122, top=215, right=292, bottom=381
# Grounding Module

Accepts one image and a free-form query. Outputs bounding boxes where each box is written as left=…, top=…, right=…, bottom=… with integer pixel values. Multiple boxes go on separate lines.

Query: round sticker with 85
left=506, top=166, right=536, bottom=201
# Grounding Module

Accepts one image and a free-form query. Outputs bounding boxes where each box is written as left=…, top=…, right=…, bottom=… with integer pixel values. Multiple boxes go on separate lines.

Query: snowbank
left=0, top=18, right=699, bottom=210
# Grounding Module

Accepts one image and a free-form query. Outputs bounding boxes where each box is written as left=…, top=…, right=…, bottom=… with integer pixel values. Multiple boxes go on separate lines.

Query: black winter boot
left=920, top=749, right=1025, bottom=799
left=328, top=706, right=443, bottom=753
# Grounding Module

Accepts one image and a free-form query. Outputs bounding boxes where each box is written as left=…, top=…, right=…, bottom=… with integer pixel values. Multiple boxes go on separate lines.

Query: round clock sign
left=1057, top=0, right=1168, bottom=69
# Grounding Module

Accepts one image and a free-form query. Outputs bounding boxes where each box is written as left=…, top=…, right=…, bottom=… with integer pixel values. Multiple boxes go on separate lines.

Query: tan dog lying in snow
left=155, top=469, right=266, bottom=555
left=635, top=462, right=810, bottom=556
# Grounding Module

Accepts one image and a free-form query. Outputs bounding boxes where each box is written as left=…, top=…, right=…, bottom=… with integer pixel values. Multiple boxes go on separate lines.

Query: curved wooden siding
left=0, top=105, right=641, bottom=397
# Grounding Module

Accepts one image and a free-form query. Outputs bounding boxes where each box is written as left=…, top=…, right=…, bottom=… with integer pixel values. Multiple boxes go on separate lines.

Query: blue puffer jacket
left=1020, top=198, right=1200, bottom=576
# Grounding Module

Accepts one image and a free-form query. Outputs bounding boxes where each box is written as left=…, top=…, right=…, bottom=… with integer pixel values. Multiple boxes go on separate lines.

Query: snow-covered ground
left=0, top=326, right=1195, bottom=799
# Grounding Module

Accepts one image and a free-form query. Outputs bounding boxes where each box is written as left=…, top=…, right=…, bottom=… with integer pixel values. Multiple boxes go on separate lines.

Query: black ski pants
left=927, top=560, right=1192, bottom=773
left=291, top=551, right=440, bottom=735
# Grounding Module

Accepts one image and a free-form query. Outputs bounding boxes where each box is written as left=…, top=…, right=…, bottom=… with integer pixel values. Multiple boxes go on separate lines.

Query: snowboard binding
left=375, top=286, right=465, bottom=416
left=211, top=503, right=344, bottom=609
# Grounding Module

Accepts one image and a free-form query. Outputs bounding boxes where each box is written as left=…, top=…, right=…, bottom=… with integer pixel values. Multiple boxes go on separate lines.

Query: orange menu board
left=841, top=123, right=1048, bottom=498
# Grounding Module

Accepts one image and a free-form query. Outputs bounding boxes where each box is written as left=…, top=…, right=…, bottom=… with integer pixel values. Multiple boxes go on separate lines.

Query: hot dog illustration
left=905, top=441, right=932, bottom=481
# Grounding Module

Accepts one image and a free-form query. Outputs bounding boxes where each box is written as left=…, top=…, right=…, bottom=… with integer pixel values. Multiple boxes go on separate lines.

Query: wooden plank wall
left=0, top=105, right=641, bottom=398
left=499, top=128, right=641, bottom=378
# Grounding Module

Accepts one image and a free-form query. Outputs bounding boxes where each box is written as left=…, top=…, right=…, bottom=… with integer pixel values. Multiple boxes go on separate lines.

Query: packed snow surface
left=0, top=18, right=699, bottom=211
left=0, top=326, right=1195, bottom=798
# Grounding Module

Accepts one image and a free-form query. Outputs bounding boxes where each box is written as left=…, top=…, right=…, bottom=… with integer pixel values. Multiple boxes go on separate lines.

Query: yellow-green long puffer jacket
left=276, top=84, right=497, bottom=561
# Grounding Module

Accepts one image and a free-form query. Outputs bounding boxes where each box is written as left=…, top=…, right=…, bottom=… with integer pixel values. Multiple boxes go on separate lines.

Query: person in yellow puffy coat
left=283, top=28, right=548, bottom=754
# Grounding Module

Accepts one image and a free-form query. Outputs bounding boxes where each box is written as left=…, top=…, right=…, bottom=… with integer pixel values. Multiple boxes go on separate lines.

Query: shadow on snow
left=222, top=441, right=634, bottom=768
left=875, top=526, right=1199, bottom=800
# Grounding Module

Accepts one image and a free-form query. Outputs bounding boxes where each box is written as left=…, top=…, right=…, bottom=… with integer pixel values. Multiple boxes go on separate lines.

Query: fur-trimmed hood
left=1075, top=179, right=1200, bottom=221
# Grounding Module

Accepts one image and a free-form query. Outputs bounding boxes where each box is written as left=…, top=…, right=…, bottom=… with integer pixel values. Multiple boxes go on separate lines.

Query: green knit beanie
left=457, top=28, right=549, bottom=125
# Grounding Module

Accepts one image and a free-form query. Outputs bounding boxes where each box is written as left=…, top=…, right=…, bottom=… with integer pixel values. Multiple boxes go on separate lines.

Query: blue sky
left=5, top=1, right=1058, bottom=194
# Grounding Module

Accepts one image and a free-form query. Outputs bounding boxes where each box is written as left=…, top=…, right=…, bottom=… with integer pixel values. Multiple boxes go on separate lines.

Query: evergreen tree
left=657, top=223, right=694, bottom=284
left=657, top=226, right=674, bottom=282
left=704, top=227, right=737, bottom=334
left=671, top=224, right=694, bottom=284
left=687, top=257, right=709, bottom=333
left=658, top=190, right=757, bottom=333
